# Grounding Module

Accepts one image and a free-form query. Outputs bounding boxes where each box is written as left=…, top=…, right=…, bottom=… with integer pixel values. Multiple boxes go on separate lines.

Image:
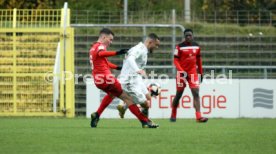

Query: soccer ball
left=148, top=83, right=161, bottom=97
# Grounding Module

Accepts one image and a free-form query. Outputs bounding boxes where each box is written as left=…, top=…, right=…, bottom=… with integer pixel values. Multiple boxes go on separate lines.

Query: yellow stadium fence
left=0, top=6, right=75, bottom=117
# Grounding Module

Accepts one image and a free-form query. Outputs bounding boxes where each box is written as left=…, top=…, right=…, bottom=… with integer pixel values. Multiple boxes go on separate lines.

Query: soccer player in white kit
left=117, top=33, right=160, bottom=118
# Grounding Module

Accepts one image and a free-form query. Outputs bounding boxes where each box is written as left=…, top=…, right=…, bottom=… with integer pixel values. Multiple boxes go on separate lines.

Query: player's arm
left=107, top=61, right=122, bottom=70
left=125, top=48, right=145, bottom=75
left=98, top=49, right=128, bottom=57
left=174, top=57, right=184, bottom=72
left=196, top=48, right=203, bottom=82
left=173, top=46, right=184, bottom=72
left=126, top=51, right=145, bottom=75
left=196, top=48, right=203, bottom=75
left=127, top=55, right=141, bottom=73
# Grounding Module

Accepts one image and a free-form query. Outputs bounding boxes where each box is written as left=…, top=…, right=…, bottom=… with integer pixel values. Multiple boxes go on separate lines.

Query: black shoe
left=196, top=117, right=208, bottom=123
left=170, top=118, right=176, bottom=122
left=141, top=121, right=159, bottom=128
left=90, top=112, right=100, bottom=128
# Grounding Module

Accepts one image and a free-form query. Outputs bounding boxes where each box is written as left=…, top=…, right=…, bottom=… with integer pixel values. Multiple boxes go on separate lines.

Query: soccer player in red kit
left=89, top=28, right=159, bottom=128
left=170, top=29, right=208, bottom=123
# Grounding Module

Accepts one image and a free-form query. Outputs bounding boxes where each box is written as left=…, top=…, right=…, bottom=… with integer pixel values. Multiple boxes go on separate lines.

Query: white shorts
left=119, top=75, right=148, bottom=104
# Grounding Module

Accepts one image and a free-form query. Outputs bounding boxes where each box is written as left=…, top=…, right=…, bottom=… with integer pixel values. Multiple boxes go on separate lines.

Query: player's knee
left=119, top=92, right=133, bottom=105
left=145, top=93, right=151, bottom=101
left=193, top=92, right=200, bottom=99
left=143, top=100, right=150, bottom=109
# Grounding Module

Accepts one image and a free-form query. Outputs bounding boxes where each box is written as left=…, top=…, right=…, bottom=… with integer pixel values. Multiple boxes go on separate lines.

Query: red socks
left=171, top=107, right=177, bottom=119
left=97, top=95, right=114, bottom=116
left=128, top=104, right=149, bottom=122
left=196, top=112, right=202, bottom=119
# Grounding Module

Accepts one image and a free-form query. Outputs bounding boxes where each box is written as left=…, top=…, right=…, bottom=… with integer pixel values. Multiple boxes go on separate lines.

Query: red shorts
left=176, top=73, right=199, bottom=92
left=93, top=74, right=123, bottom=97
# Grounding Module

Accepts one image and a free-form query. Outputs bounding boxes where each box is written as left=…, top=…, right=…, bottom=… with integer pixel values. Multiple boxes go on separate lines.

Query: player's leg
left=90, top=76, right=121, bottom=128
left=117, top=95, right=149, bottom=118
left=189, top=74, right=208, bottom=123
left=140, top=98, right=160, bottom=127
left=191, top=88, right=208, bottom=123
left=90, top=94, right=115, bottom=127
left=118, top=79, right=159, bottom=128
left=117, top=80, right=147, bottom=118
left=191, top=88, right=200, bottom=112
left=118, top=92, right=159, bottom=128
left=117, top=94, right=143, bottom=119
left=170, top=90, right=183, bottom=122
left=170, top=75, right=185, bottom=122
left=139, top=81, right=151, bottom=117
left=97, top=94, right=115, bottom=116
left=116, top=82, right=129, bottom=119
left=140, top=93, right=151, bottom=117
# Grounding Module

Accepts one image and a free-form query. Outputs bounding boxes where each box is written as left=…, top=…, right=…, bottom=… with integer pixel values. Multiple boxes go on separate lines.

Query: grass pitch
left=0, top=118, right=275, bottom=154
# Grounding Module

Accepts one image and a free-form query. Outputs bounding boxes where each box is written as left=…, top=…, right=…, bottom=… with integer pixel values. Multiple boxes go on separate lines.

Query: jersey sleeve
left=98, top=51, right=117, bottom=57
left=173, top=45, right=180, bottom=57
left=96, top=45, right=118, bottom=57
left=173, top=45, right=184, bottom=71
left=107, top=61, right=118, bottom=69
left=174, top=57, right=184, bottom=71
left=127, top=55, right=140, bottom=72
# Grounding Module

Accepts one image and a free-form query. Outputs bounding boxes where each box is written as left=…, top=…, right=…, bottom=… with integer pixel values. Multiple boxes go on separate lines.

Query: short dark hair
left=99, top=28, right=114, bottom=36
left=184, top=28, right=193, bottom=34
left=148, top=33, right=159, bottom=40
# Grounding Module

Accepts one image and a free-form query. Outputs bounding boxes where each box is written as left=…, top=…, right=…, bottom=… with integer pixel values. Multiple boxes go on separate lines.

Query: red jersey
left=89, top=42, right=111, bottom=76
left=174, top=41, right=202, bottom=74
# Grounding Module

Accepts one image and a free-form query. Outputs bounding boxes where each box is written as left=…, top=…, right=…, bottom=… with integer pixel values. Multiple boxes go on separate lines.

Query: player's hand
left=116, top=66, right=122, bottom=70
left=116, top=49, right=129, bottom=55
left=137, top=70, right=146, bottom=76
left=199, top=74, right=204, bottom=83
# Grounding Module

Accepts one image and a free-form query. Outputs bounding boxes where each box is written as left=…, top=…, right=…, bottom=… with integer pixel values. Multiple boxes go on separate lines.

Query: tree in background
left=1, top=0, right=274, bottom=25
left=0, top=0, right=56, bottom=9
left=1, top=0, right=275, bottom=12
left=194, top=0, right=276, bottom=25
left=198, top=0, right=276, bottom=12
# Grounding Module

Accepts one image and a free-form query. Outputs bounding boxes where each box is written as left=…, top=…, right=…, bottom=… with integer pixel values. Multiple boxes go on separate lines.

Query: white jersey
left=119, top=42, right=148, bottom=83
left=118, top=42, right=149, bottom=104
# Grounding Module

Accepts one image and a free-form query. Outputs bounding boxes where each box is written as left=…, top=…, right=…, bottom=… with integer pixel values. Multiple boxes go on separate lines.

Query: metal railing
left=71, top=10, right=276, bottom=26
left=194, top=10, right=276, bottom=26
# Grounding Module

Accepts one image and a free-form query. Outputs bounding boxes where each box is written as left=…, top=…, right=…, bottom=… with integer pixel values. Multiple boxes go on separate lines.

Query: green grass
left=0, top=118, right=276, bottom=154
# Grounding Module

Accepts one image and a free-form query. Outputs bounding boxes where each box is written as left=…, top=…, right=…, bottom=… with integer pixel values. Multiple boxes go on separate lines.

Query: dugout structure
left=0, top=6, right=75, bottom=117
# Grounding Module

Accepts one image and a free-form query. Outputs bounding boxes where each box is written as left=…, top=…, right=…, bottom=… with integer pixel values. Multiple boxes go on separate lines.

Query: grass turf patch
left=0, top=118, right=275, bottom=154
